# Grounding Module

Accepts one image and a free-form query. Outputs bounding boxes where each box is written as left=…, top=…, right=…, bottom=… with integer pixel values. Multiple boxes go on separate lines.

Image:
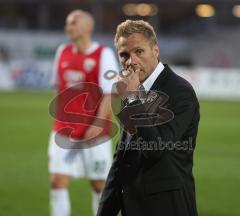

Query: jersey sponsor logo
left=64, top=70, right=85, bottom=88
left=84, top=58, right=96, bottom=72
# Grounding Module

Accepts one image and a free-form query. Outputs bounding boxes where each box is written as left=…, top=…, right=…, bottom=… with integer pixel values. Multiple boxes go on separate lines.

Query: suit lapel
left=150, top=64, right=172, bottom=91
left=118, top=65, right=173, bottom=159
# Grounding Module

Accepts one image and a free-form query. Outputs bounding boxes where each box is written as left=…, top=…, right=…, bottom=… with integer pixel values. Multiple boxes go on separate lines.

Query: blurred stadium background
left=0, top=0, right=240, bottom=215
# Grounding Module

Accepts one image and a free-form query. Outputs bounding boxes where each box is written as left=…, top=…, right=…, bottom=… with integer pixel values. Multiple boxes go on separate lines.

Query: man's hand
left=84, top=124, right=103, bottom=140
left=116, top=68, right=141, bottom=100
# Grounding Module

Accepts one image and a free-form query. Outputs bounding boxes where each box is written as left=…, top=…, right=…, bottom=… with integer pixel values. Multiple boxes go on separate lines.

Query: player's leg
left=89, top=179, right=105, bottom=216
left=50, top=173, right=71, bottom=216
left=48, top=132, right=82, bottom=216
left=82, top=138, right=112, bottom=216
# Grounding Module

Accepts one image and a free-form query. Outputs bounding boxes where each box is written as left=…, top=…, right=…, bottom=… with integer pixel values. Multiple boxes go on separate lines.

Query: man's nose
left=126, top=54, right=138, bottom=67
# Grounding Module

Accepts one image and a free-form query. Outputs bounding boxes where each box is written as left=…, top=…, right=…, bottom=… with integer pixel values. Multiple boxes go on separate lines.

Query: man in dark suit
left=97, top=20, right=200, bottom=216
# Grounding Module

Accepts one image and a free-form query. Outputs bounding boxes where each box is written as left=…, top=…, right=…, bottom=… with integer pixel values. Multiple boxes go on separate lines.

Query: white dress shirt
left=142, top=62, right=164, bottom=91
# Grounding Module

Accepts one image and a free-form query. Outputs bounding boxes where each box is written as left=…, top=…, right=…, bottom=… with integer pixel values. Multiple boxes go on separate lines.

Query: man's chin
left=66, top=35, right=78, bottom=41
left=139, top=71, right=146, bottom=82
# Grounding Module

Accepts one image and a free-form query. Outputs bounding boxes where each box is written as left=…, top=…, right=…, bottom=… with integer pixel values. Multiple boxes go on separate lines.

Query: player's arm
left=95, top=94, right=112, bottom=122
left=84, top=95, right=112, bottom=139
left=94, top=47, right=119, bottom=123
left=84, top=47, right=119, bottom=140
left=49, top=44, right=65, bottom=90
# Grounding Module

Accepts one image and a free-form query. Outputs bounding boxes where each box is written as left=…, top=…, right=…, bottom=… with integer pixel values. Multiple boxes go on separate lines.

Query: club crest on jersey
left=84, top=58, right=96, bottom=72
left=61, top=61, right=69, bottom=68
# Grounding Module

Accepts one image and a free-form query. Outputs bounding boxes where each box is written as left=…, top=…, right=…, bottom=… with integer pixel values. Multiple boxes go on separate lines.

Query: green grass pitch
left=0, top=91, right=239, bottom=216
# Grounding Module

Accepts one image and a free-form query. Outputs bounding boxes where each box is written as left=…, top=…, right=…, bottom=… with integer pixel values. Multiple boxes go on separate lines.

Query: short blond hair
left=114, top=20, right=158, bottom=48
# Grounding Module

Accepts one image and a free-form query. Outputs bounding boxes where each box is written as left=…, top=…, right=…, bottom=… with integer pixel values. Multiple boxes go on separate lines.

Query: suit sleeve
left=120, top=86, right=198, bottom=161
left=97, top=150, right=121, bottom=216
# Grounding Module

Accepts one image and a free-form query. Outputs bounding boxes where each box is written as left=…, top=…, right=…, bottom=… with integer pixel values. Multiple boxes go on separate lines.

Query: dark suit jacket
left=97, top=65, right=200, bottom=216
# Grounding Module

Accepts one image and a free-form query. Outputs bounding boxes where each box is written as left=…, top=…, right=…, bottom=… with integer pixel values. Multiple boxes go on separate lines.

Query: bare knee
left=90, top=180, right=105, bottom=193
left=50, top=174, right=71, bottom=189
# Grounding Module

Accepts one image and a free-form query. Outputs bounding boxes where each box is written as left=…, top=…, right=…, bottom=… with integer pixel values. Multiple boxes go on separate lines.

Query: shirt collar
left=72, top=41, right=99, bottom=54
left=142, top=62, right=164, bottom=91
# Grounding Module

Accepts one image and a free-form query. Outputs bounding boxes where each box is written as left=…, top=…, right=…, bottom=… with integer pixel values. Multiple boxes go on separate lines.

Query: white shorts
left=48, top=131, right=112, bottom=180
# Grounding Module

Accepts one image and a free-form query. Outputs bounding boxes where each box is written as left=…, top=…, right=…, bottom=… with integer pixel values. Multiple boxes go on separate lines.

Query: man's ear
left=153, top=45, right=159, bottom=59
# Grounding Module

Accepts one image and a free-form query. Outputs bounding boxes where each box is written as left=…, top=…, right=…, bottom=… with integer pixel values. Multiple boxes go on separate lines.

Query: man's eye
left=136, top=49, right=143, bottom=55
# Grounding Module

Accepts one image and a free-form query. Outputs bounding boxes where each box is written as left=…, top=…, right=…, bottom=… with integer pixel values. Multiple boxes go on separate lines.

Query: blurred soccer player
left=48, top=10, right=118, bottom=216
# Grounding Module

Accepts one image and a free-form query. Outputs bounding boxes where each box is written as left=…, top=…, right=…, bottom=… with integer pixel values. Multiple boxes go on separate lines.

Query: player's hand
left=116, top=68, right=140, bottom=100
left=84, top=125, right=103, bottom=141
